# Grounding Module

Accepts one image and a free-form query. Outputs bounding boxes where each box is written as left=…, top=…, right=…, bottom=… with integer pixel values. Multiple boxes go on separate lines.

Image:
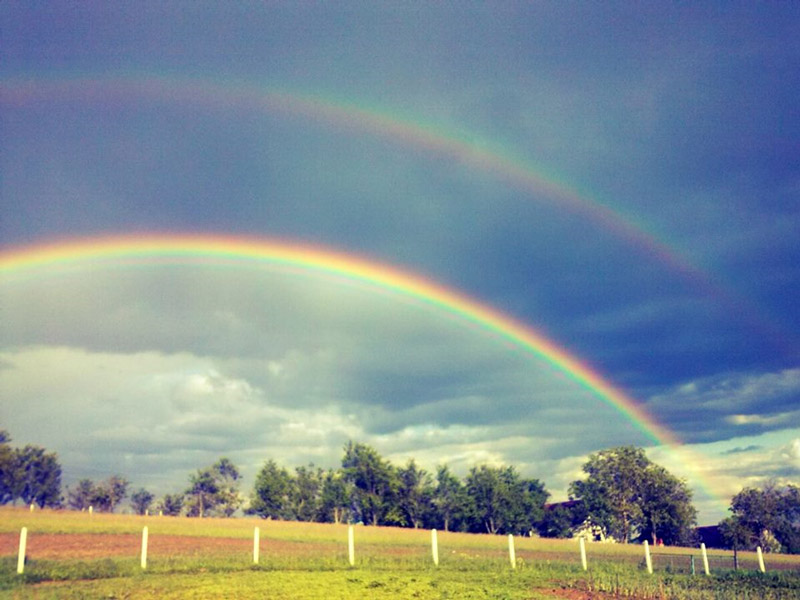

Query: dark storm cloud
left=1, top=3, right=798, bottom=523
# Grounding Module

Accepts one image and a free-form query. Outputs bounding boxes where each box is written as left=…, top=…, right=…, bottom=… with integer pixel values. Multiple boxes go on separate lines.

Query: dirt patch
left=0, top=532, right=341, bottom=560
left=544, top=588, right=640, bottom=599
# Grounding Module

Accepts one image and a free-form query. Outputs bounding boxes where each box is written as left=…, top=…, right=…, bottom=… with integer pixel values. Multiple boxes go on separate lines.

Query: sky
left=1, top=2, right=799, bottom=525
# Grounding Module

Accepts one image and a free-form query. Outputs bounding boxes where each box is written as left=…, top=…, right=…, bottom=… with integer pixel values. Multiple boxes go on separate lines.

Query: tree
left=463, top=465, right=548, bottom=536
left=131, top=488, right=155, bottom=515
left=68, top=479, right=96, bottom=510
left=249, top=459, right=292, bottom=519
left=719, top=515, right=754, bottom=563
left=0, top=433, right=62, bottom=508
left=639, top=464, right=697, bottom=546
left=0, top=430, right=15, bottom=504
left=14, top=446, right=62, bottom=508
left=538, top=501, right=588, bottom=538
left=570, top=446, right=696, bottom=544
left=396, top=459, right=434, bottom=529
left=723, top=484, right=800, bottom=553
left=186, top=468, right=219, bottom=518
left=515, top=476, right=549, bottom=535
left=66, top=476, right=128, bottom=512
left=211, top=458, right=243, bottom=517
left=464, top=464, right=538, bottom=535
left=432, top=464, right=467, bottom=532
left=158, top=493, right=184, bottom=516
left=105, top=475, right=130, bottom=512
left=341, top=441, right=398, bottom=526
left=318, top=468, right=350, bottom=524
left=290, top=464, right=323, bottom=522
left=184, top=458, right=242, bottom=518
left=92, top=476, right=129, bottom=513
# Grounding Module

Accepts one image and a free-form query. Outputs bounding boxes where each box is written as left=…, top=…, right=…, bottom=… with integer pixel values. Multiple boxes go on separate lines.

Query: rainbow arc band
left=0, top=234, right=727, bottom=509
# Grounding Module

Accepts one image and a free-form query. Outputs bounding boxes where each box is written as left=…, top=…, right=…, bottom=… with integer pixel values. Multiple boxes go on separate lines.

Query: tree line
left=1, top=428, right=798, bottom=552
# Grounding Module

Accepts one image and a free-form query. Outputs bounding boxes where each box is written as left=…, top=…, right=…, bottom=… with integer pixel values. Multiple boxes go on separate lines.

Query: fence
left=11, top=523, right=780, bottom=577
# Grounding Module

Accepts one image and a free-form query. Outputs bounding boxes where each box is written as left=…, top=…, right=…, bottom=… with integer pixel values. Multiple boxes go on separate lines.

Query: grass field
left=1, top=507, right=799, bottom=599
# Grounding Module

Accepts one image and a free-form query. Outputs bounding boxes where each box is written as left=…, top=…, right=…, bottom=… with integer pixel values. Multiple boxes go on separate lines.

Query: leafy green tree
left=397, top=459, right=434, bottom=529
left=341, top=441, right=398, bottom=526
left=432, top=464, right=467, bottom=532
left=131, top=488, right=155, bottom=515
left=186, top=468, right=219, bottom=518
left=211, top=458, right=243, bottom=517
left=724, top=484, right=800, bottom=553
left=158, top=493, right=184, bottom=516
left=639, top=464, right=697, bottom=546
left=184, top=458, right=242, bottom=518
left=66, top=476, right=128, bottom=512
left=89, top=476, right=129, bottom=512
left=318, top=468, right=350, bottom=524
left=466, top=465, right=547, bottom=535
left=106, top=475, right=130, bottom=512
left=719, top=515, right=754, bottom=555
left=68, top=479, right=96, bottom=510
left=0, top=430, right=14, bottom=504
left=570, top=446, right=696, bottom=544
left=0, top=433, right=62, bottom=508
left=290, top=464, right=323, bottom=522
left=249, top=459, right=292, bottom=519
left=465, top=464, right=538, bottom=534
left=570, top=447, right=647, bottom=543
left=538, top=501, right=587, bottom=538
left=515, top=476, right=549, bottom=535
left=13, top=446, right=62, bottom=508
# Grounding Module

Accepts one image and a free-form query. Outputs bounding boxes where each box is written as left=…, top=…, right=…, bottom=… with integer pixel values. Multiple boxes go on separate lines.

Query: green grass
left=1, top=507, right=799, bottom=599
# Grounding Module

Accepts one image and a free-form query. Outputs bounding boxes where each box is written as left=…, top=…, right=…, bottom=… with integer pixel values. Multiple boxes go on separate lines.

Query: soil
left=545, top=590, right=633, bottom=599
left=0, top=532, right=339, bottom=560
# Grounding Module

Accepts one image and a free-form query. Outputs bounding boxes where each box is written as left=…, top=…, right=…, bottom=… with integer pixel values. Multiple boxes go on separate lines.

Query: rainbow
left=2, top=76, right=672, bottom=262
left=1, top=75, right=793, bottom=355
left=1, top=233, right=671, bottom=443
left=0, top=233, right=733, bottom=514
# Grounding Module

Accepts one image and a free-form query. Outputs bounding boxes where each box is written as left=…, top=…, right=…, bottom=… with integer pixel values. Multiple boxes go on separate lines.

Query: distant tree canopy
left=247, top=441, right=550, bottom=535
left=67, top=475, right=129, bottom=512
left=569, top=446, right=697, bottom=545
left=720, top=484, right=800, bottom=554
left=0, top=429, right=62, bottom=508
left=2, top=427, right=722, bottom=549
left=131, top=488, right=155, bottom=516
left=185, top=457, right=243, bottom=518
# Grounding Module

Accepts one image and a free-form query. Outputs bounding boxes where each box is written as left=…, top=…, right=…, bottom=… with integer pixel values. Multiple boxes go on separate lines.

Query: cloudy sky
left=1, top=2, right=798, bottom=524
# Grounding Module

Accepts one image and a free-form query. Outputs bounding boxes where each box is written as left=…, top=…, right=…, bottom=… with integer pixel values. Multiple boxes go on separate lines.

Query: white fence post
left=757, top=546, right=766, bottom=573
left=431, top=529, right=439, bottom=566
left=141, top=526, right=148, bottom=569
left=700, top=542, right=710, bottom=575
left=253, top=526, right=260, bottom=564
left=88, top=505, right=93, bottom=515
left=579, top=536, right=587, bottom=571
left=508, top=534, right=516, bottom=569
left=643, top=540, right=653, bottom=574
left=17, top=527, right=27, bottom=574
left=348, top=525, right=355, bottom=566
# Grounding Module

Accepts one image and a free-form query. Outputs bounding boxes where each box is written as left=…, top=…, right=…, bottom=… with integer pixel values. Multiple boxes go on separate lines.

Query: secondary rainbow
left=2, top=75, right=792, bottom=355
